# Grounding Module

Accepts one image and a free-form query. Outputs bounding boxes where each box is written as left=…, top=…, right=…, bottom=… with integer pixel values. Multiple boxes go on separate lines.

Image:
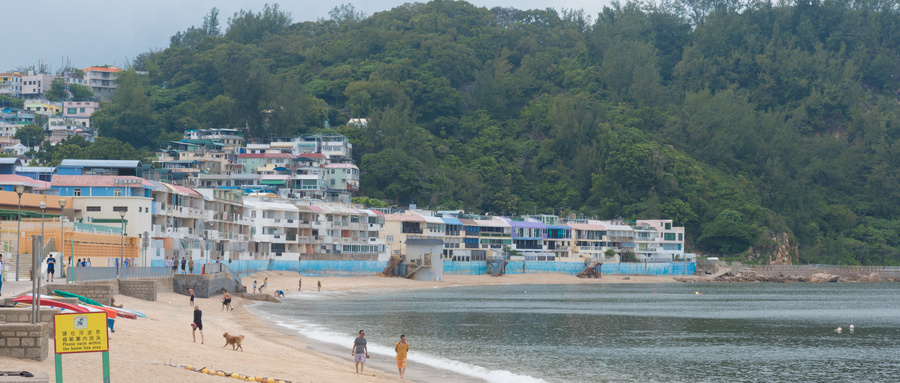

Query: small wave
left=262, top=314, right=546, bottom=383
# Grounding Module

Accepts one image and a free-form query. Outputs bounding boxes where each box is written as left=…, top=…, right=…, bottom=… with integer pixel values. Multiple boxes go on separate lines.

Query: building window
left=678, top=233, right=683, bottom=241
left=113, top=206, right=128, bottom=212
left=664, top=233, right=676, bottom=241
left=73, top=188, right=81, bottom=196
left=86, top=206, right=101, bottom=212
left=113, top=188, right=122, bottom=196
left=138, top=207, right=142, bottom=212
left=665, top=223, right=672, bottom=230
left=386, top=235, right=394, bottom=242
left=67, top=108, right=76, bottom=114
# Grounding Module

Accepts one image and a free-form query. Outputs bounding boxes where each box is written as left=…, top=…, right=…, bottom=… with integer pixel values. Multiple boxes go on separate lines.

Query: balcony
left=401, top=228, right=423, bottom=234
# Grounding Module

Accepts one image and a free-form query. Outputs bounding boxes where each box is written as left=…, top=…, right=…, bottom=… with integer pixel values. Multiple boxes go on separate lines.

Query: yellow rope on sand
left=163, top=362, right=290, bottom=382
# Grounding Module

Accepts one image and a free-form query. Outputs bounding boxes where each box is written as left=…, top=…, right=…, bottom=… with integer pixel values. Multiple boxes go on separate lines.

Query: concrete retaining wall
left=173, top=273, right=243, bottom=298
left=0, top=307, right=60, bottom=339
left=119, top=280, right=158, bottom=301
left=0, top=322, right=49, bottom=361
left=43, top=283, right=114, bottom=306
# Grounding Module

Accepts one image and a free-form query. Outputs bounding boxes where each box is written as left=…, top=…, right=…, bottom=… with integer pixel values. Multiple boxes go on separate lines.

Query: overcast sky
left=2, top=0, right=613, bottom=73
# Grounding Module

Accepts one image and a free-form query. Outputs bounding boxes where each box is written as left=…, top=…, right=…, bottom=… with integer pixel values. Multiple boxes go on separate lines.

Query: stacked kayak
left=12, top=295, right=96, bottom=313
left=53, top=290, right=146, bottom=319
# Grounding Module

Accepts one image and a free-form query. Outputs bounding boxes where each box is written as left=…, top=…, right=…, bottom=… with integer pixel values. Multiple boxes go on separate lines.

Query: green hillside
left=91, top=1, right=900, bottom=264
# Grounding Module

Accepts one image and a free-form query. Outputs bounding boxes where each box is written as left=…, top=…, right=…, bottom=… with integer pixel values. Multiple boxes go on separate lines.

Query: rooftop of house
left=237, top=153, right=293, bottom=159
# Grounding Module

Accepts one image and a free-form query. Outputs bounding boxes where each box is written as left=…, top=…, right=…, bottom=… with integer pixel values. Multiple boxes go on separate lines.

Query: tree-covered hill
left=93, top=0, right=900, bottom=264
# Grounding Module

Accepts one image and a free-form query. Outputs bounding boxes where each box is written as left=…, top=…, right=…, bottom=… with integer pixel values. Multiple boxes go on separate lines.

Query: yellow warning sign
left=54, top=312, right=109, bottom=354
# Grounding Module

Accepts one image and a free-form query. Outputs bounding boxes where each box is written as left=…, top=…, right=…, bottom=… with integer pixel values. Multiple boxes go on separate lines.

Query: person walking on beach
left=352, top=330, right=369, bottom=374
left=298, top=278, right=302, bottom=291
left=260, top=277, right=268, bottom=292
left=395, top=334, right=410, bottom=379
left=222, top=291, right=233, bottom=311
left=318, top=280, right=321, bottom=292
left=253, top=280, right=257, bottom=293
left=192, top=305, right=204, bottom=344
left=189, top=258, right=194, bottom=274
left=46, top=254, right=56, bottom=282
left=188, top=288, right=195, bottom=307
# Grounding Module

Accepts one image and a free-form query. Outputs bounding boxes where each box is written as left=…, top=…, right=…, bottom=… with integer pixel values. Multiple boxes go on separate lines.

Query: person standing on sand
left=298, top=278, right=302, bottom=291
left=253, top=280, right=257, bottom=293
left=192, top=305, right=204, bottom=344
left=222, top=291, right=233, bottom=311
left=352, top=330, right=369, bottom=374
left=395, top=334, right=410, bottom=379
left=318, top=280, right=321, bottom=292
left=189, top=258, right=194, bottom=274
left=188, top=288, right=195, bottom=307
left=260, top=277, right=268, bottom=292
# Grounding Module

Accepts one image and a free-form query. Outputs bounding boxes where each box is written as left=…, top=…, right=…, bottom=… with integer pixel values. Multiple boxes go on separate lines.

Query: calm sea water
left=252, top=282, right=900, bottom=383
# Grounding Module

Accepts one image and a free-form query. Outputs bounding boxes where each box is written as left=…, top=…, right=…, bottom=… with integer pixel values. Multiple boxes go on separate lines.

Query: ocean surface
left=251, top=282, right=900, bottom=382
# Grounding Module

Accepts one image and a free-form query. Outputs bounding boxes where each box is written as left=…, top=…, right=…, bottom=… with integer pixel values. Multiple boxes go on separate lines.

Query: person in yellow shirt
left=395, top=334, right=410, bottom=379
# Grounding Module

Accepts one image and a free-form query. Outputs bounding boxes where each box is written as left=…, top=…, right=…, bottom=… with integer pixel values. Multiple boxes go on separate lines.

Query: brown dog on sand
left=223, top=332, right=244, bottom=351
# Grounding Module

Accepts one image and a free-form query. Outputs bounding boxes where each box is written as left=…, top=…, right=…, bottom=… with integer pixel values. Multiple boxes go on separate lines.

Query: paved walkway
left=1, top=279, right=44, bottom=298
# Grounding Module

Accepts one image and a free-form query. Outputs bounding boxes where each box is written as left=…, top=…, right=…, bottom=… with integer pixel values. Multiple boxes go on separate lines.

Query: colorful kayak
left=13, top=295, right=93, bottom=313
left=53, top=289, right=147, bottom=319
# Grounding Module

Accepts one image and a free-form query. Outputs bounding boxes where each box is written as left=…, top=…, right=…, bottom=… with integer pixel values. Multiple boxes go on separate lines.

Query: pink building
left=21, top=73, right=53, bottom=99
left=63, top=101, right=99, bottom=118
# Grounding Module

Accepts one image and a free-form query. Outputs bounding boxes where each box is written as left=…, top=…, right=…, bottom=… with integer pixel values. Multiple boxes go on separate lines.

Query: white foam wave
left=257, top=311, right=546, bottom=383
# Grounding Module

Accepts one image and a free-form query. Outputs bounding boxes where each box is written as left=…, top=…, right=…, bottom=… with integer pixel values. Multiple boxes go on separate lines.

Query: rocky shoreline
left=676, top=270, right=899, bottom=283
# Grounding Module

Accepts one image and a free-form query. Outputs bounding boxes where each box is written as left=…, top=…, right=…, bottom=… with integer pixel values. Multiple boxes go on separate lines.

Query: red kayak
left=12, top=296, right=92, bottom=313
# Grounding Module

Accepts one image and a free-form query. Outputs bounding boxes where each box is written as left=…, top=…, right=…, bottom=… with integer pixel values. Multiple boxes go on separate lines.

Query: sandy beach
left=1, top=272, right=675, bottom=382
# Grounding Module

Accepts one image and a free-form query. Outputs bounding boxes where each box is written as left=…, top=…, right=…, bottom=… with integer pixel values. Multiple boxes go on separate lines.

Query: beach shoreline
left=0, top=272, right=676, bottom=382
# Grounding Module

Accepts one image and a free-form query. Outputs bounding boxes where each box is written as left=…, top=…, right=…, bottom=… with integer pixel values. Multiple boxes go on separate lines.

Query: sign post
left=54, top=312, right=111, bottom=382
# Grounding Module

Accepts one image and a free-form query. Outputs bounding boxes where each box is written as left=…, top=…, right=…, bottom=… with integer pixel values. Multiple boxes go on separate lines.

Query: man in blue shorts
left=46, top=254, right=56, bottom=282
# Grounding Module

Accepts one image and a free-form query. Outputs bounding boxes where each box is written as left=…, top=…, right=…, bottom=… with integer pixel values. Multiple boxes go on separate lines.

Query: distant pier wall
left=154, top=259, right=695, bottom=277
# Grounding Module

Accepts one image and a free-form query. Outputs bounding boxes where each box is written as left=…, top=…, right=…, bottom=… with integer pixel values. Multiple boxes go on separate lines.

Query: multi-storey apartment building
left=637, top=219, right=685, bottom=260
left=0, top=73, right=23, bottom=98
left=21, top=72, right=53, bottom=99
left=83, top=66, right=121, bottom=99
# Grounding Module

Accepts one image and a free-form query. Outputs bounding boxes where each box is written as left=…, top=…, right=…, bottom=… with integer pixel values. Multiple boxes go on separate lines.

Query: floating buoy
left=186, top=365, right=193, bottom=370
left=217, top=371, right=225, bottom=377
left=231, top=372, right=239, bottom=378
left=695, top=291, right=700, bottom=294
left=849, top=324, right=855, bottom=330
left=835, top=327, right=843, bottom=333
left=201, top=368, right=209, bottom=374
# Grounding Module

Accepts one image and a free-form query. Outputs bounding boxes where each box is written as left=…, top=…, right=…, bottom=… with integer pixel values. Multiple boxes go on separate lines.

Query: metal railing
left=70, top=266, right=172, bottom=282
left=120, top=266, right=172, bottom=279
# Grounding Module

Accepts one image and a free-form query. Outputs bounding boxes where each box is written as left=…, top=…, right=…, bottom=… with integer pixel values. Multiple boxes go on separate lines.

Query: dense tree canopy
left=94, top=0, right=900, bottom=264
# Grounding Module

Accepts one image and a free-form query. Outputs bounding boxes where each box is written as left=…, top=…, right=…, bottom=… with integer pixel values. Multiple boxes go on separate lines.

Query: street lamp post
left=33, top=201, right=46, bottom=324
left=15, top=185, right=24, bottom=281
left=59, top=199, right=67, bottom=283
left=119, top=211, right=125, bottom=278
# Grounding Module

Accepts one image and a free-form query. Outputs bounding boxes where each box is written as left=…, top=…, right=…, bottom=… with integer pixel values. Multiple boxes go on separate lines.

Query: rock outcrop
left=808, top=273, right=840, bottom=283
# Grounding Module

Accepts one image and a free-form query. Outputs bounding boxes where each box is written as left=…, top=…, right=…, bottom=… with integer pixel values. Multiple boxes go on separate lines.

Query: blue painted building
left=57, top=159, right=143, bottom=177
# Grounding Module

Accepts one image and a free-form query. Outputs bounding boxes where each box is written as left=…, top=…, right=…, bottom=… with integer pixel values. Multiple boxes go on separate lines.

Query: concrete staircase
left=4, top=253, right=35, bottom=282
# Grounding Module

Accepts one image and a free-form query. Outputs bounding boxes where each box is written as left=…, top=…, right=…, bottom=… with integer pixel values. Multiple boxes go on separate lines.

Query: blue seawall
left=444, top=261, right=695, bottom=276
left=153, top=259, right=694, bottom=277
